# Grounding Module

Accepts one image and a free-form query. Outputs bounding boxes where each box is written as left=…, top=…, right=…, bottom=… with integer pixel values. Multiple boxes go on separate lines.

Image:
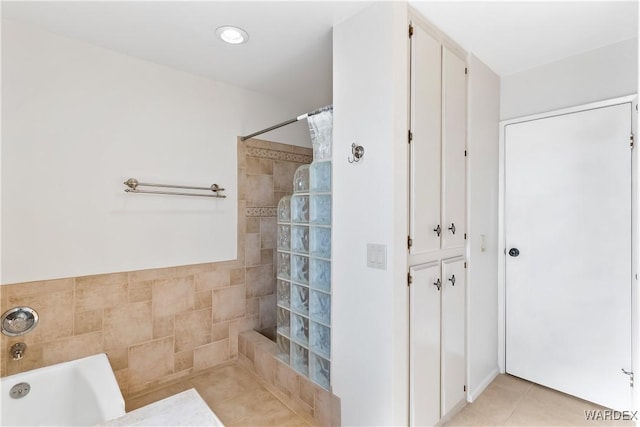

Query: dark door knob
left=508, top=248, right=520, bottom=257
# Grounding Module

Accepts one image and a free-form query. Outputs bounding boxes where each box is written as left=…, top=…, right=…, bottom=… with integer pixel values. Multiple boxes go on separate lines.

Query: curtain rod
left=240, top=105, right=332, bottom=141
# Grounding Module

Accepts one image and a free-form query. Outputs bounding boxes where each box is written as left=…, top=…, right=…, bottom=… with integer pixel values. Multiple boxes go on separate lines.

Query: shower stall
left=245, top=107, right=333, bottom=390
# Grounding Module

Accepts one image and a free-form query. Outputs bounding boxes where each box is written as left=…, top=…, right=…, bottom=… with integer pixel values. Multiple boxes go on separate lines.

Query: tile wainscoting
left=0, top=138, right=312, bottom=399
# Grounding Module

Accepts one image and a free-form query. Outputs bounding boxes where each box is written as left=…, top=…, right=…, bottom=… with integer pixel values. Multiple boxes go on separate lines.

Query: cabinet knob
left=448, top=274, right=456, bottom=286
left=448, top=223, right=456, bottom=235
left=433, top=224, right=442, bottom=237
left=508, top=248, right=520, bottom=257
left=433, top=278, right=441, bottom=291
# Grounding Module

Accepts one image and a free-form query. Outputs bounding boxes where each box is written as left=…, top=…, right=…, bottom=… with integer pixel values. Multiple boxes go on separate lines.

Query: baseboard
left=468, top=367, right=500, bottom=402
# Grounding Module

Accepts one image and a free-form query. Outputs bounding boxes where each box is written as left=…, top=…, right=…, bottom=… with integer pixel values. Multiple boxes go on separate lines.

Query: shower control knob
left=508, top=248, right=520, bottom=257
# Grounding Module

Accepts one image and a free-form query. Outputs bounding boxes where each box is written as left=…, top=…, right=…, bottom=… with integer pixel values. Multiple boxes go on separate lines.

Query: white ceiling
left=1, top=1, right=371, bottom=109
left=410, top=1, right=639, bottom=76
left=2, top=1, right=638, bottom=108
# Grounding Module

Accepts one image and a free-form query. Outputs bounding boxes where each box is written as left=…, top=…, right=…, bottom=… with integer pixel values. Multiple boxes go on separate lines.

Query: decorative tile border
left=245, top=207, right=277, bottom=217
left=246, top=147, right=313, bottom=164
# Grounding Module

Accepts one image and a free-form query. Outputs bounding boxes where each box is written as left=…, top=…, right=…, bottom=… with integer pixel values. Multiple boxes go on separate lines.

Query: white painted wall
left=332, top=2, right=408, bottom=426
left=501, top=38, right=638, bottom=120
left=1, top=20, right=312, bottom=284
left=466, top=54, right=500, bottom=400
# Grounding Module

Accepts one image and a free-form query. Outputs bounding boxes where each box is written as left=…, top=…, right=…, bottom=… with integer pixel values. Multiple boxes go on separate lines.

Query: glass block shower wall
left=276, top=108, right=332, bottom=390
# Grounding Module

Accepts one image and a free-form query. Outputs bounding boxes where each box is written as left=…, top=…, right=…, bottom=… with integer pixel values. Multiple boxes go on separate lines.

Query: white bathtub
left=1, top=353, right=125, bottom=426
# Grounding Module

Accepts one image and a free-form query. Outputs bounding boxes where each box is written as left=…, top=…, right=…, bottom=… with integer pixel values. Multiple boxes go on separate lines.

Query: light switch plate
left=367, top=244, right=387, bottom=270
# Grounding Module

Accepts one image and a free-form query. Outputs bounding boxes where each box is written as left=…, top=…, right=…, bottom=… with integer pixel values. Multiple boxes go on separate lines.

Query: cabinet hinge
left=464, top=233, right=467, bottom=240
left=409, top=24, right=414, bottom=38
left=464, top=150, right=467, bottom=157
left=631, top=133, right=634, bottom=149
left=464, top=385, right=467, bottom=392
left=407, top=235, right=413, bottom=250
left=464, top=261, right=467, bottom=268
left=622, top=368, right=634, bottom=388
left=408, top=130, right=413, bottom=144
left=407, top=272, right=413, bottom=286
left=465, top=67, right=468, bottom=75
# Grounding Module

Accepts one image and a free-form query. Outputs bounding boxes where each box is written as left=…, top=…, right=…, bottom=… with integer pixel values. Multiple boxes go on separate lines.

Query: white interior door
left=505, top=102, right=632, bottom=410
left=410, top=261, right=441, bottom=427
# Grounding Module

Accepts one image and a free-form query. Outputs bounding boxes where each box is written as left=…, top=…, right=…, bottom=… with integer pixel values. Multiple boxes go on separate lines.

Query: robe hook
left=348, top=143, right=365, bottom=163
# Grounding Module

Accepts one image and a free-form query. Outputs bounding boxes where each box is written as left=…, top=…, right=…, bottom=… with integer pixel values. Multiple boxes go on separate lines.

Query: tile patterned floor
left=444, top=374, right=636, bottom=427
left=126, top=361, right=309, bottom=426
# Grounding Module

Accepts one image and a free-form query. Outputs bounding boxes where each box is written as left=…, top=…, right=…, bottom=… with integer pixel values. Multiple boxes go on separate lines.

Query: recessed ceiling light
left=215, top=26, right=249, bottom=45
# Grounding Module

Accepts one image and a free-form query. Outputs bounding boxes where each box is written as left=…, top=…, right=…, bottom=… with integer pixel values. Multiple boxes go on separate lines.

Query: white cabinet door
left=410, top=262, right=441, bottom=427
left=409, top=24, right=442, bottom=256
left=441, top=48, right=466, bottom=250
left=441, top=257, right=466, bottom=416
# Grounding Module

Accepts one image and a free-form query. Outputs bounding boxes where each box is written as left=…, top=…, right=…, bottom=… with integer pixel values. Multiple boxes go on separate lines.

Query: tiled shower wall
left=0, top=138, right=311, bottom=397
left=239, top=138, right=313, bottom=338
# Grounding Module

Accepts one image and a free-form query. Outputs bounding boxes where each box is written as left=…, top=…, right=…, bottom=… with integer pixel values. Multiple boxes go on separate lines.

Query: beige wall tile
left=8, top=289, right=74, bottom=344
left=76, top=272, right=128, bottom=287
left=246, top=217, right=260, bottom=234
left=238, top=332, right=247, bottom=357
left=174, top=309, right=212, bottom=352
left=273, top=160, right=300, bottom=192
left=42, top=332, right=102, bottom=366
left=314, top=386, right=333, bottom=427
left=74, top=309, right=103, bottom=335
left=128, top=267, right=175, bottom=283
left=114, top=368, right=129, bottom=394
left=276, top=359, right=300, bottom=396
left=245, top=233, right=262, bottom=267
left=260, top=217, right=277, bottom=249
left=76, top=274, right=128, bottom=312
left=173, top=263, right=216, bottom=277
left=230, top=268, right=245, bottom=285
left=246, top=265, right=274, bottom=297
left=246, top=297, right=260, bottom=316
left=261, top=249, right=274, bottom=266
left=128, top=337, right=174, bottom=390
left=260, top=158, right=274, bottom=175
left=106, top=347, right=128, bottom=371
left=237, top=167, right=247, bottom=201
left=194, top=270, right=230, bottom=292
left=299, top=376, right=316, bottom=408
left=153, top=315, right=174, bottom=339
left=212, top=321, right=230, bottom=342
left=229, top=317, right=259, bottom=359
left=246, top=175, right=274, bottom=207
left=152, top=276, right=194, bottom=318
left=193, top=339, right=230, bottom=371
left=103, top=300, right=153, bottom=350
left=212, top=285, right=246, bottom=323
left=174, top=350, right=194, bottom=372
left=254, top=344, right=277, bottom=385
left=252, top=139, right=311, bottom=156
left=246, top=157, right=262, bottom=175
left=195, top=290, right=213, bottom=309
left=129, top=280, right=152, bottom=302
left=259, top=294, right=277, bottom=329
left=2, top=278, right=73, bottom=300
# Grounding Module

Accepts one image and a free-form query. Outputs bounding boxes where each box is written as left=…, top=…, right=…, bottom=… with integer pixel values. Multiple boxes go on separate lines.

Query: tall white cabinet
left=408, top=15, right=468, bottom=426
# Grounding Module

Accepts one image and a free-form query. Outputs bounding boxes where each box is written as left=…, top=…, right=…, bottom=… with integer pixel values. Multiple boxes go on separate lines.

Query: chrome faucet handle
left=10, top=342, right=26, bottom=361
